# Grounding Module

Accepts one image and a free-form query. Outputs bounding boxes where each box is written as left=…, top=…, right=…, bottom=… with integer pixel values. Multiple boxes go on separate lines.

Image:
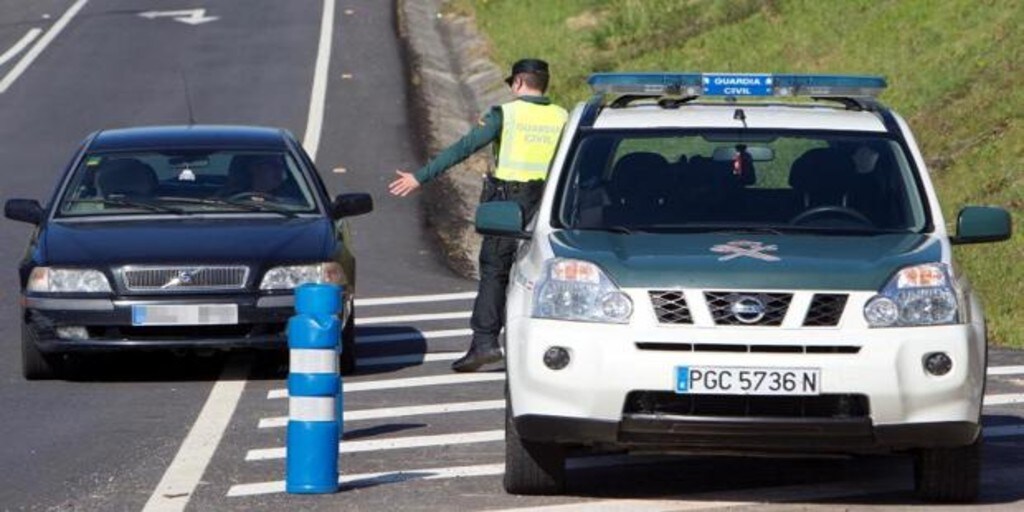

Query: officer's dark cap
left=504, top=58, right=550, bottom=86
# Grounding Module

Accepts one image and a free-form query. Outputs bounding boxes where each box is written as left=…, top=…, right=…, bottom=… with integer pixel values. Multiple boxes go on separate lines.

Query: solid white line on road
left=142, top=357, right=248, bottom=512
left=985, top=424, right=1024, bottom=438
left=357, top=328, right=473, bottom=344
left=989, top=365, right=1024, bottom=376
left=355, top=291, right=477, bottom=307
left=258, top=399, right=505, bottom=428
left=358, top=311, right=472, bottom=325
left=358, top=351, right=461, bottom=368
left=245, top=429, right=504, bottom=461
left=267, top=372, right=504, bottom=399
left=0, top=28, right=42, bottom=67
left=301, top=0, right=335, bottom=161
left=227, top=462, right=505, bottom=497
left=984, top=393, right=1024, bottom=407
left=0, top=0, right=88, bottom=94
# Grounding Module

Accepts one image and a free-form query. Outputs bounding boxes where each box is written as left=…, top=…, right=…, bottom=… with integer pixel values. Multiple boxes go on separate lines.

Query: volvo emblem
left=731, top=295, right=766, bottom=324
left=162, top=269, right=199, bottom=289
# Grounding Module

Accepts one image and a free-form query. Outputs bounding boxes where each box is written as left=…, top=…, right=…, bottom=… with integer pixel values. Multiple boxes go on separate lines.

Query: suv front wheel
left=503, top=396, right=567, bottom=495
left=914, top=437, right=981, bottom=503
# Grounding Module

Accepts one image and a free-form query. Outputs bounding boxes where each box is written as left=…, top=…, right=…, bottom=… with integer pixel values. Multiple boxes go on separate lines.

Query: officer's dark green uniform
left=413, top=59, right=568, bottom=372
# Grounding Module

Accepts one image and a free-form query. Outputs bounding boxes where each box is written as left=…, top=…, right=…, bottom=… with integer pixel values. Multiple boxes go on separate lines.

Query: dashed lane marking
left=258, top=399, right=505, bottom=428
left=266, top=372, right=504, bottom=399
left=245, top=429, right=505, bottom=461
left=358, top=311, right=472, bottom=325
left=358, top=351, right=461, bottom=368
left=0, top=0, right=88, bottom=93
left=0, top=28, right=42, bottom=67
left=355, top=291, right=476, bottom=307
left=357, top=328, right=472, bottom=344
left=984, top=393, right=1024, bottom=406
left=989, top=365, right=1024, bottom=376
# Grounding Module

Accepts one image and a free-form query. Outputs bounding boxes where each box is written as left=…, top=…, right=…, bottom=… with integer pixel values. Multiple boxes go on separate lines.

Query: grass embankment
left=447, top=0, right=1023, bottom=347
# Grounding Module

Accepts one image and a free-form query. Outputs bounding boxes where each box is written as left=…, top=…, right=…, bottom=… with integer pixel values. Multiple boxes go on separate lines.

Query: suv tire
left=22, top=324, right=57, bottom=380
left=503, top=398, right=566, bottom=495
left=914, top=437, right=981, bottom=503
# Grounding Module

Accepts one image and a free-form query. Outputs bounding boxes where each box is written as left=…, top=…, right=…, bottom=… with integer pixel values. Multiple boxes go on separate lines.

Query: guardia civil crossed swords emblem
left=710, top=240, right=781, bottom=262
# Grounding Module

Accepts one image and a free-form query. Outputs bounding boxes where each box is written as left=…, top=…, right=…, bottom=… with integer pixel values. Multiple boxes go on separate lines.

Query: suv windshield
left=559, top=131, right=928, bottom=234
left=57, top=150, right=319, bottom=218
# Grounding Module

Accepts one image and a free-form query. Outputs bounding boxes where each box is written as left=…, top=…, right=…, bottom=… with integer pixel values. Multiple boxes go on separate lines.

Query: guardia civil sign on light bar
left=587, top=72, right=887, bottom=98
left=702, top=74, right=773, bottom=96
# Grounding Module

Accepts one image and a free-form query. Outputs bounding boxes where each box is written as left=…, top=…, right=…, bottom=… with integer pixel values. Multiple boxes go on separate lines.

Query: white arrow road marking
left=0, top=28, right=42, bottom=67
left=258, top=399, right=505, bottom=428
left=138, top=9, right=219, bottom=26
left=267, top=372, right=504, bottom=399
left=0, top=0, right=88, bottom=94
left=246, top=429, right=505, bottom=461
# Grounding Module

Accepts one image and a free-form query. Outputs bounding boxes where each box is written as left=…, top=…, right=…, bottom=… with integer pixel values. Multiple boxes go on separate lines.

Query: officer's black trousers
left=469, top=179, right=544, bottom=349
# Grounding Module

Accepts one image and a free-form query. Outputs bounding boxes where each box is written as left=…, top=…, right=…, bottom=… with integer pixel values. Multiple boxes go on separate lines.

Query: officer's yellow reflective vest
left=494, top=100, right=568, bottom=182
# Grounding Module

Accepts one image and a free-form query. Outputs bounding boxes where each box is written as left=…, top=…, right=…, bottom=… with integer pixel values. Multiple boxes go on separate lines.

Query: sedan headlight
left=864, top=263, right=960, bottom=328
left=532, top=258, right=632, bottom=323
left=260, top=262, right=344, bottom=290
left=28, top=267, right=111, bottom=293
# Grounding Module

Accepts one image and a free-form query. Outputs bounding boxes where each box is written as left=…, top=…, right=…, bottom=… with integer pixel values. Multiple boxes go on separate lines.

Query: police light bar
left=588, top=73, right=887, bottom=98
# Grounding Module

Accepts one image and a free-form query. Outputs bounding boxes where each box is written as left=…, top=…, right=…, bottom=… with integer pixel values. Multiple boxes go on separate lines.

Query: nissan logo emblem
left=731, top=296, right=766, bottom=324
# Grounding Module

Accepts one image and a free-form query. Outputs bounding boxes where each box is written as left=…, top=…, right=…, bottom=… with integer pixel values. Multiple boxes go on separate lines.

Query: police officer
left=389, top=58, right=568, bottom=372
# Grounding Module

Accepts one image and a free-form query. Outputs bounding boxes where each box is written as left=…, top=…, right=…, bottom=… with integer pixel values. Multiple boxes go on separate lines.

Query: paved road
left=0, top=2, right=1022, bottom=511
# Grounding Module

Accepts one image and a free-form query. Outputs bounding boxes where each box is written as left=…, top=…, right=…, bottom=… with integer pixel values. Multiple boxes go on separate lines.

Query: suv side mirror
left=331, top=193, right=373, bottom=219
left=4, top=199, right=44, bottom=225
left=951, top=206, right=1011, bottom=245
left=476, top=201, right=530, bottom=239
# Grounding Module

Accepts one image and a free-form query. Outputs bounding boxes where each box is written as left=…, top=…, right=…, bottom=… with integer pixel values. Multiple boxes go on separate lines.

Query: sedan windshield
left=559, top=131, right=928, bottom=234
left=57, top=150, right=319, bottom=217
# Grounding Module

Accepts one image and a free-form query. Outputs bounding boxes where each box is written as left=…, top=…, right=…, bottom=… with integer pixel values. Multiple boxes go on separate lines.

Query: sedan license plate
left=675, top=366, right=820, bottom=395
left=131, top=304, right=238, bottom=326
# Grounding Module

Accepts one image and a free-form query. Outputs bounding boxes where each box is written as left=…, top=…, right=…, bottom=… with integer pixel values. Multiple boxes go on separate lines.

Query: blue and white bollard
left=286, top=283, right=343, bottom=494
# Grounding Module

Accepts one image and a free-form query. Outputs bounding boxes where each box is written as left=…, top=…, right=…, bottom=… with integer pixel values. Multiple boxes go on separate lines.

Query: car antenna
left=180, top=71, right=197, bottom=126
left=733, top=108, right=747, bottom=129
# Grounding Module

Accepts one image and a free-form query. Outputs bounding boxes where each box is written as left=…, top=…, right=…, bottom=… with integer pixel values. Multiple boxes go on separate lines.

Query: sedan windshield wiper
left=157, top=196, right=299, bottom=218
left=67, top=198, right=187, bottom=215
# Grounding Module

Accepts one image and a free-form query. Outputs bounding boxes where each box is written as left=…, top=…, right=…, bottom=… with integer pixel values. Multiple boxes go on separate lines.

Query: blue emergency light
left=587, top=73, right=887, bottom=98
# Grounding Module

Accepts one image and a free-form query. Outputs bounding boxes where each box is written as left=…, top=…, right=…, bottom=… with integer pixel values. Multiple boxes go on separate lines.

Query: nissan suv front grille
left=704, top=291, right=792, bottom=326
left=623, top=391, right=870, bottom=419
left=804, top=294, right=848, bottom=326
left=649, top=290, right=693, bottom=324
left=122, top=266, right=249, bottom=292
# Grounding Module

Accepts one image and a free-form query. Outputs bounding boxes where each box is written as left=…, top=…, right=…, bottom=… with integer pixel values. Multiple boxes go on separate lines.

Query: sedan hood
left=42, top=217, right=334, bottom=266
left=548, top=230, right=944, bottom=291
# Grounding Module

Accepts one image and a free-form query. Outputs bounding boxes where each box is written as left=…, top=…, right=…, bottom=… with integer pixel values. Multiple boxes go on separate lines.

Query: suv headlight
left=532, top=258, right=632, bottom=323
left=260, top=262, right=343, bottom=290
left=864, top=263, right=960, bottom=327
left=28, top=267, right=111, bottom=293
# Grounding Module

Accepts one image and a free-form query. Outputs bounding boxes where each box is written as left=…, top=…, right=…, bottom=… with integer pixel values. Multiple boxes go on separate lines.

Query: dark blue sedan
left=5, top=125, right=372, bottom=379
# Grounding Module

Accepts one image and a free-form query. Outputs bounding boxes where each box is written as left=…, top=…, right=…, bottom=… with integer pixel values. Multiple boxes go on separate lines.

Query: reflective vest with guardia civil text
left=494, top=100, right=568, bottom=182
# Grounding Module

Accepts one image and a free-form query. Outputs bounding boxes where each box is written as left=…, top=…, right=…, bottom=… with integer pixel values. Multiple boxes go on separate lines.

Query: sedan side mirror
left=4, top=199, right=44, bottom=225
left=476, top=201, right=530, bottom=239
left=951, top=206, right=1011, bottom=245
left=331, top=193, right=373, bottom=219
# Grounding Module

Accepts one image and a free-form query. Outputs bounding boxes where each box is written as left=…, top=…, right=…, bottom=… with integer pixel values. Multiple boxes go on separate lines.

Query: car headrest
left=611, top=152, right=668, bottom=184
left=788, top=148, right=854, bottom=194
left=95, top=159, right=158, bottom=197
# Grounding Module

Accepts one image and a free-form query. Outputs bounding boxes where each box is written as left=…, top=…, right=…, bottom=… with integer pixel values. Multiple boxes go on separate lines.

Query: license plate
left=675, top=366, right=820, bottom=395
left=131, top=304, right=238, bottom=326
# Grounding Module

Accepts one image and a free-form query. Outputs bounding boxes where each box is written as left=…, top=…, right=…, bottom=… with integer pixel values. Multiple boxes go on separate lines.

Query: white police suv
left=476, top=73, right=1011, bottom=501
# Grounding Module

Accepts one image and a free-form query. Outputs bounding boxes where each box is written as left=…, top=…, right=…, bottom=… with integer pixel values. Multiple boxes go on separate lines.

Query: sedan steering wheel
left=790, top=205, right=873, bottom=227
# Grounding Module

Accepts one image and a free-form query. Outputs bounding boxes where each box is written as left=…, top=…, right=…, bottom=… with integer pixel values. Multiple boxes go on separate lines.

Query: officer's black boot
left=451, top=337, right=503, bottom=373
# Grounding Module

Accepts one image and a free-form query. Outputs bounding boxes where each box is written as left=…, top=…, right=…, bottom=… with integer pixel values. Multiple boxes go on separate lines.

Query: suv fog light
left=56, top=326, right=89, bottom=340
left=923, top=352, right=952, bottom=376
left=543, top=346, right=571, bottom=370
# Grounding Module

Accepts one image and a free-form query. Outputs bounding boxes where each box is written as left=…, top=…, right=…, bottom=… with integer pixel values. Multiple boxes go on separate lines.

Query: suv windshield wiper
left=157, top=196, right=299, bottom=218
left=67, top=198, right=187, bottom=215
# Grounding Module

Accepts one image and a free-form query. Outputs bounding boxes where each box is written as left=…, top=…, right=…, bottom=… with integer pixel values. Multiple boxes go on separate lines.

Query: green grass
left=449, top=0, right=1024, bottom=346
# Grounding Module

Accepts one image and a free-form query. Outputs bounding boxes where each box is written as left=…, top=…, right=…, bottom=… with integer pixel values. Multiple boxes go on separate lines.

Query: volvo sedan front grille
left=122, top=266, right=249, bottom=292
left=704, top=291, right=792, bottom=326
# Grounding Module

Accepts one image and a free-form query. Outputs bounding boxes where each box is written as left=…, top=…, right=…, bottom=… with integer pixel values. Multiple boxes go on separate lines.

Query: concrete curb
left=396, top=0, right=511, bottom=279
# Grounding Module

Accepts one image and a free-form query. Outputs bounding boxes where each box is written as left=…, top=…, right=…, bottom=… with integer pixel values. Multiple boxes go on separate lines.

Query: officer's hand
left=389, top=170, right=421, bottom=197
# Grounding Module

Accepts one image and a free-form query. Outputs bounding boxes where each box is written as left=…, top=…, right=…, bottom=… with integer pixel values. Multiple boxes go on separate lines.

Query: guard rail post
left=285, top=283, right=342, bottom=494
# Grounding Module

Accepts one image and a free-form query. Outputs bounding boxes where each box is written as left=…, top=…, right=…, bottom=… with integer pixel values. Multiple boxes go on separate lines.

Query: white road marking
left=358, top=351, right=461, bottom=368
left=989, top=365, right=1024, bottom=376
left=142, top=358, right=248, bottom=512
left=0, top=0, right=88, bottom=94
left=358, top=311, right=472, bottom=325
left=138, top=9, right=219, bottom=25
left=246, top=429, right=505, bottom=461
left=984, top=393, right=1024, bottom=406
left=259, top=399, right=505, bottom=428
left=0, top=28, right=42, bottom=67
left=301, top=0, right=335, bottom=161
left=358, top=328, right=472, bottom=344
left=227, top=462, right=505, bottom=497
left=267, top=372, right=504, bottom=399
left=355, top=291, right=477, bottom=307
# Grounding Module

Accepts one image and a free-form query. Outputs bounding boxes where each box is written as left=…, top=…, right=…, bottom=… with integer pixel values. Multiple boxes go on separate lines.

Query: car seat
left=607, top=152, right=670, bottom=226
left=95, top=159, right=158, bottom=198
left=788, top=148, right=855, bottom=208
